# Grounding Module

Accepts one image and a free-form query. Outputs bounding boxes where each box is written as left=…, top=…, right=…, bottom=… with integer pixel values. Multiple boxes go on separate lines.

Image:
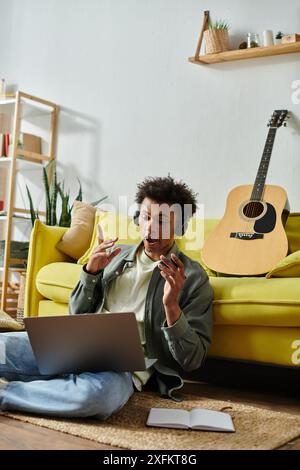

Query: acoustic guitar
left=202, top=110, right=290, bottom=276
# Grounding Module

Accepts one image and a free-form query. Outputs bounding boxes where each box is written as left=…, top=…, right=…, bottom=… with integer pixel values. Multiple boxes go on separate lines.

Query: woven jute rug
left=3, top=391, right=300, bottom=450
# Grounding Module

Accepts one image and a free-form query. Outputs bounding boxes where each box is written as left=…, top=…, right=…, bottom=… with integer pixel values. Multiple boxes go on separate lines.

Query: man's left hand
left=159, top=253, right=186, bottom=325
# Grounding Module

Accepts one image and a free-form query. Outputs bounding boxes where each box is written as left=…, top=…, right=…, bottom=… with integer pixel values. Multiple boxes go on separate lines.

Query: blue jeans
left=0, top=332, right=134, bottom=419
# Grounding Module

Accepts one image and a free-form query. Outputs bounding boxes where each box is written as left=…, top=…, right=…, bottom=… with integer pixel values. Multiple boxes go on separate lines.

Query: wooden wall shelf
left=189, top=41, right=300, bottom=65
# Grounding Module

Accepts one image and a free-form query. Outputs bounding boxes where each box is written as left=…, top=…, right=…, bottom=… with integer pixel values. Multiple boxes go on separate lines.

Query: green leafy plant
left=276, top=31, right=283, bottom=39
left=26, top=161, right=107, bottom=228
left=25, top=186, right=39, bottom=227
left=56, top=180, right=74, bottom=227
left=208, top=19, right=230, bottom=31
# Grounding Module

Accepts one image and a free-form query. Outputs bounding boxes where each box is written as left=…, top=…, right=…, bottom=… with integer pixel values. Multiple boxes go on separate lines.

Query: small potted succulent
left=204, top=19, right=230, bottom=54
left=275, top=31, right=283, bottom=45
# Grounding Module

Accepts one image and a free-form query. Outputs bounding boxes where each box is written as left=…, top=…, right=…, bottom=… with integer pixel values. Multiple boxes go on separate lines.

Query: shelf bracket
left=194, top=10, right=210, bottom=60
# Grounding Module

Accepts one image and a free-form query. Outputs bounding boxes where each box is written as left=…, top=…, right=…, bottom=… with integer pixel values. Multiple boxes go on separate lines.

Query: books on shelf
left=146, top=407, right=235, bottom=432
left=4, top=133, right=10, bottom=157
left=0, top=133, right=11, bottom=157
left=0, top=132, right=42, bottom=157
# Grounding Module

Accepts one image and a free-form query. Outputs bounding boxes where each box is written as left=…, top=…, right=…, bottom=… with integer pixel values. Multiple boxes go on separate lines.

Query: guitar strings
left=248, top=125, right=277, bottom=222
left=242, top=120, right=278, bottom=239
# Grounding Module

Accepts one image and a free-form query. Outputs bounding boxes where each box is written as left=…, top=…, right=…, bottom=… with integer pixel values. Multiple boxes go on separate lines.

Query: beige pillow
left=56, top=201, right=96, bottom=260
left=0, top=309, right=24, bottom=331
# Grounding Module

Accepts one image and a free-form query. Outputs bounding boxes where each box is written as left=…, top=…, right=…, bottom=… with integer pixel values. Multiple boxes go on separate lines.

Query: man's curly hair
left=135, top=176, right=198, bottom=232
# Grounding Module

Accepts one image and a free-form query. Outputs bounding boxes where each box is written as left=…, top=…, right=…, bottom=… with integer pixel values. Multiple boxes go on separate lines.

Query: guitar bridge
left=230, top=232, right=264, bottom=240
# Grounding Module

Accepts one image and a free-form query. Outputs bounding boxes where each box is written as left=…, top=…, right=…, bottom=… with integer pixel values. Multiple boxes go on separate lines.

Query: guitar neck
left=250, top=127, right=277, bottom=201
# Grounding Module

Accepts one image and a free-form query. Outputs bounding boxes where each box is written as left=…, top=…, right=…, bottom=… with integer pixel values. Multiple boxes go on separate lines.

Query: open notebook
left=147, top=407, right=235, bottom=432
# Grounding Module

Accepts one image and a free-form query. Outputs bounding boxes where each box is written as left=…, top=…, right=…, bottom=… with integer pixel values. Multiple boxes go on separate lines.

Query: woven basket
left=204, top=29, right=230, bottom=54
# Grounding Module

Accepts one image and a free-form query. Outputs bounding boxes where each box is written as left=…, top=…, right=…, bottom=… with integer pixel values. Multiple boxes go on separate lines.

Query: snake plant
left=208, top=19, right=230, bottom=30
left=26, top=161, right=107, bottom=228
left=26, top=185, right=39, bottom=227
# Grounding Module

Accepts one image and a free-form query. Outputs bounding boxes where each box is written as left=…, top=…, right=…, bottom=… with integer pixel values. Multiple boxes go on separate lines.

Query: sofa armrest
left=24, top=220, right=75, bottom=317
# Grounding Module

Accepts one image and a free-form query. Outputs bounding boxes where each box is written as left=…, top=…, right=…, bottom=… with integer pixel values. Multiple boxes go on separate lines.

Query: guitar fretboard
left=250, top=127, right=277, bottom=201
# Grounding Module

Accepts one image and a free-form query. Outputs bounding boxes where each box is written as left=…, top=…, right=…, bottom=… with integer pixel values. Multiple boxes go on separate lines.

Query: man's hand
left=86, top=224, right=121, bottom=275
left=158, top=253, right=186, bottom=326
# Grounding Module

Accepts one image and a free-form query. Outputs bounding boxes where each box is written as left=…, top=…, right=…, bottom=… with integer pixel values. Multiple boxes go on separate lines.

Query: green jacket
left=69, top=241, right=213, bottom=401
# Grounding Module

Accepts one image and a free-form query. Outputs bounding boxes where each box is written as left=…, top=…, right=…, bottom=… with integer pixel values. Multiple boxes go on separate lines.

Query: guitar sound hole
left=243, top=201, right=264, bottom=219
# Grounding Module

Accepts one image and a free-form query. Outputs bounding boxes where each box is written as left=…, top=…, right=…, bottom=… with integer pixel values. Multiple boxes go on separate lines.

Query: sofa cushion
left=38, top=300, right=69, bottom=317
left=266, top=250, right=300, bottom=278
left=211, top=277, right=300, bottom=327
left=36, top=262, right=82, bottom=303
left=36, top=262, right=300, bottom=329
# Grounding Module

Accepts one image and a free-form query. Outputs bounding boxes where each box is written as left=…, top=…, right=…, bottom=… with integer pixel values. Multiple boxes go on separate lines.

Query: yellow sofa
left=24, top=213, right=300, bottom=372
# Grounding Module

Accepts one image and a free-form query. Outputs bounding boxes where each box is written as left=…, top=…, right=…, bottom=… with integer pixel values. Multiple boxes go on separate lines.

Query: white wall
left=0, top=0, right=299, bottom=220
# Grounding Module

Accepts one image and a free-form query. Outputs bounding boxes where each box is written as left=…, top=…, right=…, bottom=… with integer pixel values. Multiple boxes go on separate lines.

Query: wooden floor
left=1, top=381, right=300, bottom=450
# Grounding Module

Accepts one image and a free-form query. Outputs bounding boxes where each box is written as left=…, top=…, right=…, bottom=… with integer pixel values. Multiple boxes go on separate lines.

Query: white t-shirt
left=102, top=245, right=160, bottom=390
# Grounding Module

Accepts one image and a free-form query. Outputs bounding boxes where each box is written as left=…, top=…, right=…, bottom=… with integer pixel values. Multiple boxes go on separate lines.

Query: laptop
left=24, top=312, right=157, bottom=375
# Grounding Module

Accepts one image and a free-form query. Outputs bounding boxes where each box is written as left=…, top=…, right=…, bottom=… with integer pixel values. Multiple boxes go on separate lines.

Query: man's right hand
left=85, top=224, right=121, bottom=275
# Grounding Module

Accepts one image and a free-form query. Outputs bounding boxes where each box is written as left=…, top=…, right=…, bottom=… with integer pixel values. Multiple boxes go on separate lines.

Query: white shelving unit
left=0, top=91, right=59, bottom=316
left=0, top=156, right=46, bottom=171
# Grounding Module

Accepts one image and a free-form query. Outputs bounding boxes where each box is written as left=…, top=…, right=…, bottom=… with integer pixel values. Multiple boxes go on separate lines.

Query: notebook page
left=147, top=408, right=190, bottom=429
left=190, top=409, right=235, bottom=432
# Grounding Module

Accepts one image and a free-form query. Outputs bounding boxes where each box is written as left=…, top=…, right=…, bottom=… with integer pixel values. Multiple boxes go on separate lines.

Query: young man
left=0, top=176, right=213, bottom=420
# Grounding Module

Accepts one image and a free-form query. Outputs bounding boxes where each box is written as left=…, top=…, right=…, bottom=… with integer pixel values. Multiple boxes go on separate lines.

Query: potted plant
left=26, top=161, right=107, bottom=228
left=275, top=31, right=283, bottom=45
left=204, top=18, right=230, bottom=54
